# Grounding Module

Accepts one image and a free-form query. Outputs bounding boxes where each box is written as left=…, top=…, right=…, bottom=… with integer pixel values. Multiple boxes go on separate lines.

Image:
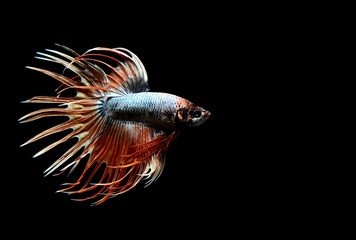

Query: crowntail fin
left=20, top=45, right=176, bottom=205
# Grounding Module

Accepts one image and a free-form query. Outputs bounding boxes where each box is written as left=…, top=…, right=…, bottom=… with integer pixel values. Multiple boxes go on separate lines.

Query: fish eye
left=191, top=110, right=201, bottom=118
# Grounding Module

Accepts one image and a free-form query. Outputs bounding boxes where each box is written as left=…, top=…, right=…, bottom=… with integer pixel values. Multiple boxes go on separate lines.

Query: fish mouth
left=204, top=110, right=211, bottom=119
left=199, top=110, right=211, bottom=124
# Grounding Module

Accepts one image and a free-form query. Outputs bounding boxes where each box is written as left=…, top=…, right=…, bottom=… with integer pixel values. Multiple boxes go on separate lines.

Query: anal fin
left=57, top=120, right=179, bottom=206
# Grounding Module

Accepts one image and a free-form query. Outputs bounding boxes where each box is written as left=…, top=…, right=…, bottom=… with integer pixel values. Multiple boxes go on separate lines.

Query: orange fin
left=20, top=45, right=178, bottom=205
left=57, top=122, right=179, bottom=206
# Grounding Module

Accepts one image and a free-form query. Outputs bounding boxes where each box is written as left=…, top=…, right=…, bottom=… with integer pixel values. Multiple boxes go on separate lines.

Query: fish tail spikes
left=20, top=45, right=177, bottom=205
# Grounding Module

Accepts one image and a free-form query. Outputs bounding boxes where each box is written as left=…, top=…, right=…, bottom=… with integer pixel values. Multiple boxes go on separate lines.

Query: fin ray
left=20, top=45, right=176, bottom=205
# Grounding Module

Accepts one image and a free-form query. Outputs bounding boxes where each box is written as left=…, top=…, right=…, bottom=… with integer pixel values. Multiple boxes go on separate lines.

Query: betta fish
left=19, top=45, right=210, bottom=205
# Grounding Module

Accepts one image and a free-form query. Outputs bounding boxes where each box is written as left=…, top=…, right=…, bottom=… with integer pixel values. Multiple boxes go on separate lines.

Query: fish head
left=176, top=103, right=211, bottom=127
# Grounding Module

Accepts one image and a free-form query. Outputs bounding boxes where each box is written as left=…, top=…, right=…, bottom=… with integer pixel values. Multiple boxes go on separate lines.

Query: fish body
left=20, top=45, right=210, bottom=205
left=104, top=92, right=178, bottom=129
left=104, top=92, right=209, bottom=129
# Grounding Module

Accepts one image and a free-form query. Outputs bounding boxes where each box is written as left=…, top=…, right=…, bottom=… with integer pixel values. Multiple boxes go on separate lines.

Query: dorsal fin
left=81, top=47, right=149, bottom=95
left=33, top=45, right=149, bottom=97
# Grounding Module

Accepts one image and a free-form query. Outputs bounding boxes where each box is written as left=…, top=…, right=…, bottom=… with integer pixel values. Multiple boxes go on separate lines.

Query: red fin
left=20, top=45, right=176, bottom=205
left=21, top=99, right=179, bottom=205
left=56, top=122, right=179, bottom=206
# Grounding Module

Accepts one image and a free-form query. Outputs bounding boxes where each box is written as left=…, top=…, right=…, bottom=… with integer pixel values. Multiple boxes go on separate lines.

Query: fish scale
left=104, top=92, right=179, bottom=129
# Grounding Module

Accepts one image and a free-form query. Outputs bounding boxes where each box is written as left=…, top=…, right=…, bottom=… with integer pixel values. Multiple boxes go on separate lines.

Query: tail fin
left=20, top=45, right=177, bottom=205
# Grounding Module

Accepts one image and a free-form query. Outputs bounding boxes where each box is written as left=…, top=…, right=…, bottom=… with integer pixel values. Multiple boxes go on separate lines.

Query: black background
left=2, top=2, right=321, bottom=237
left=4, top=3, right=238, bottom=230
